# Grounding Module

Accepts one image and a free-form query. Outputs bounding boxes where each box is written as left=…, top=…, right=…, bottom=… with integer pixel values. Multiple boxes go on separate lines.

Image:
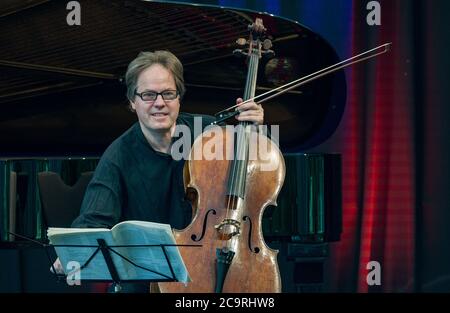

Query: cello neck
left=226, top=19, right=265, bottom=199
left=242, top=50, right=260, bottom=111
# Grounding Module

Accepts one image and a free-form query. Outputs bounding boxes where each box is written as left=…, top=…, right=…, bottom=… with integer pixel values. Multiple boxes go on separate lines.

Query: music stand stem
left=97, top=238, right=122, bottom=292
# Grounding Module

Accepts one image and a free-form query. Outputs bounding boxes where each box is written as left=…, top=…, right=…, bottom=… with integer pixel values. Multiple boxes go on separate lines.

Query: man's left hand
left=235, top=98, right=264, bottom=125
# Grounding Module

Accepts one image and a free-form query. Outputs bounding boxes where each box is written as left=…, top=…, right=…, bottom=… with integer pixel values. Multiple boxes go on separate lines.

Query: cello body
left=159, top=126, right=285, bottom=293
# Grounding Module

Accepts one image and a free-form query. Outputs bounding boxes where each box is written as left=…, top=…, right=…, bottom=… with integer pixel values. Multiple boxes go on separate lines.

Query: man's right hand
left=50, top=257, right=65, bottom=274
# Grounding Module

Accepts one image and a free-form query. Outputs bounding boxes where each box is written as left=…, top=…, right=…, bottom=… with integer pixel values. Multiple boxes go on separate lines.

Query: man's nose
left=153, top=94, right=166, bottom=107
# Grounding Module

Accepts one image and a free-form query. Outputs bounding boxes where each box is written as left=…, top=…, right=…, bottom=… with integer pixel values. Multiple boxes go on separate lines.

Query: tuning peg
left=263, top=39, right=272, bottom=50
left=236, top=38, right=247, bottom=46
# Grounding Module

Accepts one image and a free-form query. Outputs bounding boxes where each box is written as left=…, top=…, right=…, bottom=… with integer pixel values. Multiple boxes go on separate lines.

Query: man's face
left=131, top=64, right=180, bottom=133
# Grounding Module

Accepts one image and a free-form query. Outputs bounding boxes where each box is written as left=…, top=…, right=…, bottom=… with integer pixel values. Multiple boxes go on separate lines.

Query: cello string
left=223, top=47, right=257, bottom=252
left=231, top=51, right=257, bottom=250
left=222, top=49, right=253, bottom=251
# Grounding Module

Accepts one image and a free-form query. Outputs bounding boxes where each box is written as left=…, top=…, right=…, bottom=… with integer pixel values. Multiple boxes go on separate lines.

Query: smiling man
left=71, top=50, right=262, bottom=228
left=129, top=57, right=183, bottom=154
left=51, top=51, right=263, bottom=291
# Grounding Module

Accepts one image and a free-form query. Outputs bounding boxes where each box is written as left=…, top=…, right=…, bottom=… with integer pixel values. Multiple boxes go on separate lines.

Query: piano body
left=0, top=0, right=344, bottom=292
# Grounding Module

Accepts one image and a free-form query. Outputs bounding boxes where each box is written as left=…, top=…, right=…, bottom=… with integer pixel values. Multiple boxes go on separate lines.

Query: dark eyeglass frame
left=134, top=89, right=179, bottom=102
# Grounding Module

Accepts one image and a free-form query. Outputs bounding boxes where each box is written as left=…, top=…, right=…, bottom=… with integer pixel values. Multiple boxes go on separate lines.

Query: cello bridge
left=215, top=218, right=241, bottom=240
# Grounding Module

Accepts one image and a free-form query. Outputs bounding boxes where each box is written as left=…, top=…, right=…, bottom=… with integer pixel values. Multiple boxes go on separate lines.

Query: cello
left=159, top=18, right=285, bottom=293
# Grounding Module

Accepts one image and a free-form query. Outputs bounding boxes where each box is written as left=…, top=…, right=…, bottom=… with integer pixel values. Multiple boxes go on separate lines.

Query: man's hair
left=125, top=50, right=185, bottom=102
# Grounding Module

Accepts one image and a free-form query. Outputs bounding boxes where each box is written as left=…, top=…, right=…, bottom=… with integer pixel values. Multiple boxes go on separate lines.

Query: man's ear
left=129, top=100, right=136, bottom=112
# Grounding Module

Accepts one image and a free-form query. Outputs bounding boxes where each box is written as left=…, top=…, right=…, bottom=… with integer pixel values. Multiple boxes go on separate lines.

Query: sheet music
left=47, top=221, right=190, bottom=283
left=111, top=221, right=190, bottom=282
left=48, top=228, right=126, bottom=280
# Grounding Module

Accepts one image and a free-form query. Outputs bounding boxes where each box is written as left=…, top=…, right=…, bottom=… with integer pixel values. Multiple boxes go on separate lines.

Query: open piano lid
left=0, top=0, right=346, bottom=156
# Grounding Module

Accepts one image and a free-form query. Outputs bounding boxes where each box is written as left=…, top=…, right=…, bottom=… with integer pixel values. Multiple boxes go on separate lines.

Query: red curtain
left=328, top=0, right=416, bottom=292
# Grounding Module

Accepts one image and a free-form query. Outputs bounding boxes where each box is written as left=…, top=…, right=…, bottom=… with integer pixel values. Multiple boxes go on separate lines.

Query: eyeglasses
left=134, top=89, right=179, bottom=102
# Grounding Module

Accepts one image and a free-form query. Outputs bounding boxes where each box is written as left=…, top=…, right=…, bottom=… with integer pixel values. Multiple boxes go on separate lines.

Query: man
left=51, top=51, right=263, bottom=287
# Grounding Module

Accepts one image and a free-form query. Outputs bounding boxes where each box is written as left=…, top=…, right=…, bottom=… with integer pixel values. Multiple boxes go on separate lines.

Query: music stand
left=9, top=231, right=199, bottom=293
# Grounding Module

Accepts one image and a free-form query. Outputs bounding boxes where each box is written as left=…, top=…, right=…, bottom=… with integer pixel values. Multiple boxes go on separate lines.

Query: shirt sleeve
left=71, top=158, right=123, bottom=228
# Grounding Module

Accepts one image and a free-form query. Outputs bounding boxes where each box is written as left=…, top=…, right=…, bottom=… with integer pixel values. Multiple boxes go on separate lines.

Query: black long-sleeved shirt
left=72, top=112, right=215, bottom=230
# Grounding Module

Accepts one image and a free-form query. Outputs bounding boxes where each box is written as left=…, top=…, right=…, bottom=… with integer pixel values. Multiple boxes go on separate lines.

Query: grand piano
left=0, top=0, right=344, bottom=292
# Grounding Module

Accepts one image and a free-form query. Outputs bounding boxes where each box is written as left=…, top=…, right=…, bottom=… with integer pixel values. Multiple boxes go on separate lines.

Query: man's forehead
left=138, top=65, right=174, bottom=83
